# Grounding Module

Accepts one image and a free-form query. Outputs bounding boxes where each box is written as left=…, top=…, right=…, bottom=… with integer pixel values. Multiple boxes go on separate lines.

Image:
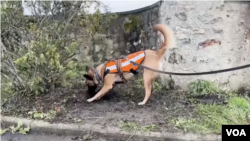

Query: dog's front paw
left=87, top=98, right=94, bottom=103
left=138, top=102, right=145, bottom=105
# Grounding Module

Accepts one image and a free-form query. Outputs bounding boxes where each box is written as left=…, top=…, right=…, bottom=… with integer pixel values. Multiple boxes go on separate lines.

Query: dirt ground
left=1, top=132, right=111, bottom=141
left=1, top=80, right=226, bottom=133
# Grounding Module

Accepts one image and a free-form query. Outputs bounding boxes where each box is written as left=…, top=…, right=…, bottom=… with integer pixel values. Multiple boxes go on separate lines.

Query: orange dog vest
left=105, top=51, right=145, bottom=73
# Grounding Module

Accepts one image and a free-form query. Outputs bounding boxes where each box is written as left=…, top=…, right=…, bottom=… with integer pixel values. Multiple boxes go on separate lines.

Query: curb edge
left=1, top=115, right=221, bottom=141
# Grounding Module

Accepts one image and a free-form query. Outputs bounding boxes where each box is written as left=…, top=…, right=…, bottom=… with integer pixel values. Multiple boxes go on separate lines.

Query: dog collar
left=94, top=68, right=102, bottom=84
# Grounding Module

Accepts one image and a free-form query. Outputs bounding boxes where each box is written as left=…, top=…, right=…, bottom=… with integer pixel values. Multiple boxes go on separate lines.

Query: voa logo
left=226, top=129, right=246, bottom=136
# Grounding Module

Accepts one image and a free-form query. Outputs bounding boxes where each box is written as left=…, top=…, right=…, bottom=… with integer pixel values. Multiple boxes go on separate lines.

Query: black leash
left=130, top=61, right=250, bottom=76
left=94, top=68, right=102, bottom=83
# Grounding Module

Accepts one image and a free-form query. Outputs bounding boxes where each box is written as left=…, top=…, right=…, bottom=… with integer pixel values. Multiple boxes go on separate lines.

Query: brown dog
left=83, top=24, right=175, bottom=105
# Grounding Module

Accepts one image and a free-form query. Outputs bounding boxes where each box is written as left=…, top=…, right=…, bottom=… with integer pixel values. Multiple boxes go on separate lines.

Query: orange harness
left=104, top=51, right=145, bottom=82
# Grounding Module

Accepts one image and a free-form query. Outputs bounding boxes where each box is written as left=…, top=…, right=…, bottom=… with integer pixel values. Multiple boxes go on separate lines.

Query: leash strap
left=94, top=68, right=102, bottom=83
left=130, top=61, right=250, bottom=75
left=115, top=59, right=127, bottom=82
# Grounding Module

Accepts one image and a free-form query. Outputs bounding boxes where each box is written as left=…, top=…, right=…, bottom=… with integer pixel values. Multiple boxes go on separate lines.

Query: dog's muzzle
left=87, top=85, right=97, bottom=94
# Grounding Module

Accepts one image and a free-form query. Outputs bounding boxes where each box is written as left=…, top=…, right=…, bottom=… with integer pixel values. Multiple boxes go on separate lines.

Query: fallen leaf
left=198, top=39, right=221, bottom=48
left=0, top=129, right=8, bottom=135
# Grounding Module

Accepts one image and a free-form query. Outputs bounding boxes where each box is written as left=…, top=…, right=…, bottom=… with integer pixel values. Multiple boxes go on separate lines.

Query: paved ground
left=1, top=132, right=109, bottom=141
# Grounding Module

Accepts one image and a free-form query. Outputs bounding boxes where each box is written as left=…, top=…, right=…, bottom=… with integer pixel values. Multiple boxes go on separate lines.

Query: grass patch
left=134, top=76, right=165, bottom=92
left=1, top=77, right=15, bottom=103
left=28, top=110, right=56, bottom=120
left=141, top=124, right=158, bottom=132
left=1, top=121, right=30, bottom=135
left=134, top=76, right=144, bottom=89
left=119, top=121, right=158, bottom=133
left=154, top=78, right=166, bottom=92
left=187, top=79, right=228, bottom=97
left=119, top=121, right=140, bottom=132
left=172, top=96, right=250, bottom=134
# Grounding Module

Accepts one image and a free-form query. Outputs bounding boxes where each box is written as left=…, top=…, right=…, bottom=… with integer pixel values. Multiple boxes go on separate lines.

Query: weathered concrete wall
left=158, top=1, right=250, bottom=91
left=84, top=2, right=162, bottom=67
left=78, top=1, right=250, bottom=91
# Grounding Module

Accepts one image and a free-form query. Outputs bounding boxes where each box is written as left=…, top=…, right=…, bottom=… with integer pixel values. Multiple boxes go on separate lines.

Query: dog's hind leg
left=138, top=70, right=156, bottom=105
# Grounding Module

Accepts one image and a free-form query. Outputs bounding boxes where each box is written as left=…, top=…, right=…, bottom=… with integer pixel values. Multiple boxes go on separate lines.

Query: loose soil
left=1, top=80, right=226, bottom=134
left=1, top=132, right=112, bottom=141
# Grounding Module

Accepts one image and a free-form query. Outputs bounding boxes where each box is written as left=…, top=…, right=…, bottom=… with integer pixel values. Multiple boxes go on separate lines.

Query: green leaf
left=0, top=129, right=8, bottom=135
left=33, top=112, right=43, bottom=118
left=18, top=126, right=30, bottom=135
left=17, top=121, right=23, bottom=129
left=9, top=125, right=18, bottom=133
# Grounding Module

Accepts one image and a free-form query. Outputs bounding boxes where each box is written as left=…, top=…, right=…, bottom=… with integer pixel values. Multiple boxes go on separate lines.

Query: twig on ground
left=83, top=117, right=104, bottom=119
left=126, top=134, right=134, bottom=141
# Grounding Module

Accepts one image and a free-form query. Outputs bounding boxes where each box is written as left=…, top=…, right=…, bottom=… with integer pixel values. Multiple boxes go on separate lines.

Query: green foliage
left=124, top=14, right=141, bottom=32
left=135, top=76, right=144, bottom=89
left=6, top=121, right=31, bottom=135
left=154, top=78, right=165, bottom=92
left=119, top=121, right=158, bottom=133
left=1, top=1, right=117, bottom=96
left=172, top=97, right=250, bottom=134
left=135, top=76, right=165, bottom=92
left=141, top=124, right=158, bottom=132
left=187, top=79, right=226, bottom=97
left=13, top=30, right=87, bottom=94
left=119, top=121, right=140, bottom=132
left=28, top=110, right=56, bottom=120
left=0, top=129, right=8, bottom=135
left=1, top=78, right=14, bottom=102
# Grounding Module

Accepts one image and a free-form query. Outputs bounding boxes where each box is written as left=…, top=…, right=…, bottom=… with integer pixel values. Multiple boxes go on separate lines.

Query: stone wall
left=79, top=1, right=250, bottom=91
left=158, top=1, right=250, bottom=91
left=83, top=1, right=162, bottom=67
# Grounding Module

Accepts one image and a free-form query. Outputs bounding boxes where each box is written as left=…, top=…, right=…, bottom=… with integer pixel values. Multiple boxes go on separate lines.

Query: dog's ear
left=84, top=74, right=93, bottom=80
left=86, top=66, right=90, bottom=72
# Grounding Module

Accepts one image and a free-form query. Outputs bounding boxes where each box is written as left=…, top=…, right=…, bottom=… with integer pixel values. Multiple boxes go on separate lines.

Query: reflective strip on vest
left=106, top=51, right=145, bottom=73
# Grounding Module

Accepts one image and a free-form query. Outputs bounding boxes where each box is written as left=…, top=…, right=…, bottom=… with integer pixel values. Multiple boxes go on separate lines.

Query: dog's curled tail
left=154, top=24, right=175, bottom=58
